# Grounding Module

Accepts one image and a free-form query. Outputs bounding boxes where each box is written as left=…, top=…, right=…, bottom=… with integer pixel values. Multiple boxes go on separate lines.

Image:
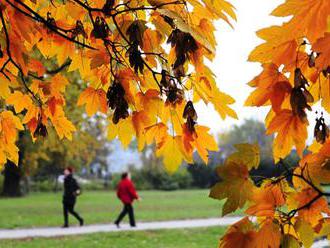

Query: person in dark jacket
left=114, top=172, right=139, bottom=228
left=62, top=167, right=84, bottom=228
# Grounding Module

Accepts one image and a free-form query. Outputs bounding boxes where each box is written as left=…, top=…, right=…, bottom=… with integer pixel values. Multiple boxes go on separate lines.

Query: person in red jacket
left=114, top=172, right=139, bottom=227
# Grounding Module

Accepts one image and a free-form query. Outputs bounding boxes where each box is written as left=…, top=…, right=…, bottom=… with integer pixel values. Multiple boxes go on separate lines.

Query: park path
left=0, top=217, right=328, bottom=247
left=0, top=217, right=242, bottom=240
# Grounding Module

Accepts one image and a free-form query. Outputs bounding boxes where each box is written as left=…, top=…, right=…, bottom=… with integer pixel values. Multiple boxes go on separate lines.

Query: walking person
left=114, top=172, right=139, bottom=228
left=62, top=167, right=84, bottom=228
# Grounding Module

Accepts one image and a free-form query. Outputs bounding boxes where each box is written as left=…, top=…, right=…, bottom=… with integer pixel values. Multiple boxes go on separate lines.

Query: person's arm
left=116, top=184, right=121, bottom=199
left=128, top=181, right=139, bottom=200
left=72, top=178, right=81, bottom=196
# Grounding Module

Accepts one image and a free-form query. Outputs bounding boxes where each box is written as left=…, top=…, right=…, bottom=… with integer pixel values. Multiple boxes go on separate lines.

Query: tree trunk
left=1, top=161, right=22, bottom=197
left=1, top=131, right=25, bottom=197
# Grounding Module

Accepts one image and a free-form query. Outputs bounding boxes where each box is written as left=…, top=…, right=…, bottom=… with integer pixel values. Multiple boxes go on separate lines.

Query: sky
left=196, top=0, right=285, bottom=134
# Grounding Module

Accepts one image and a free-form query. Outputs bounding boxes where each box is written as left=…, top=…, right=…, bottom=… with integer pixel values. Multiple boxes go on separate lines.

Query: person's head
left=121, top=172, right=130, bottom=180
left=64, top=167, right=73, bottom=176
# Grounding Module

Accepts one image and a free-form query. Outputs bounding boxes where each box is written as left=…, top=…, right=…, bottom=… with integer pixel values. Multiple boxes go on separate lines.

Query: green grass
left=0, top=226, right=226, bottom=248
left=0, top=190, right=235, bottom=229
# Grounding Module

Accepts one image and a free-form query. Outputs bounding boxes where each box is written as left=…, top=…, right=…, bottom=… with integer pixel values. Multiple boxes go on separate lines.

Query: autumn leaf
left=255, top=219, right=281, bottom=248
left=294, top=219, right=314, bottom=248
left=248, top=24, right=299, bottom=66
left=0, top=111, right=24, bottom=144
left=108, top=117, right=135, bottom=149
left=227, top=143, right=260, bottom=170
left=48, top=108, right=76, bottom=140
left=271, top=0, right=330, bottom=42
left=156, top=135, right=191, bottom=173
left=313, top=33, right=330, bottom=70
left=0, top=111, right=24, bottom=166
left=245, top=63, right=292, bottom=112
left=288, top=187, right=330, bottom=226
left=77, top=87, right=108, bottom=116
left=6, top=91, right=33, bottom=113
left=246, top=180, right=287, bottom=217
left=266, top=110, right=308, bottom=161
left=219, top=217, right=256, bottom=248
left=210, top=159, right=255, bottom=216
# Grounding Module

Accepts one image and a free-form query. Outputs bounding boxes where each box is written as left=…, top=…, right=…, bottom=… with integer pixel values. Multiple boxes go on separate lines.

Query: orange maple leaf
left=245, top=64, right=292, bottom=112
left=77, top=87, right=108, bottom=116
left=266, top=109, right=308, bottom=161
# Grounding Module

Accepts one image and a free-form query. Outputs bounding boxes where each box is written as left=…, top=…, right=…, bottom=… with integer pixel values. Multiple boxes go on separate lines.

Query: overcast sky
left=196, top=0, right=285, bottom=134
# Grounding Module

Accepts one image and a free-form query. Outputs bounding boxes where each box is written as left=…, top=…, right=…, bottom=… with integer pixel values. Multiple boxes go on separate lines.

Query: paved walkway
left=0, top=217, right=242, bottom=240
left=1, top=217, right=329, bottom=247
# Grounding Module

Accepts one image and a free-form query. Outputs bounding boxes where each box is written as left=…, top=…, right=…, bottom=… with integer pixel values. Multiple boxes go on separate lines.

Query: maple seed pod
left=71, top=20, right=88, bottom=39
left=290, top=88, right=312, bottom=123
left=46, top=12, right=57, bottom=33
left=294, top=68, right=309, bottom=88
left=127, top=42, right=144, bottom=74
left=183, top=100, right=197, bottom=121
left=91, top=17, right=110, bottom=39
left=107, top=80, right=129, bottom=124
left=166, top=81, right=183, bottom=105
left=308, top=52, right=316, bottom=68
left=34, top=122, right=48, bottom=138
left=160, top=70, right=169, bottom=88
left=314, top=114, right=329, bottom=144
left=167, top=29, right=198, bottom=77
left=106, top=80, right=125, bottom=109
left=322, top=66, right=330, bottom=77
left=186, top=116, right=196, bottom=133
left=126, top=21, right=146, bottom=46
left=102, top=0, right=115, bottom=16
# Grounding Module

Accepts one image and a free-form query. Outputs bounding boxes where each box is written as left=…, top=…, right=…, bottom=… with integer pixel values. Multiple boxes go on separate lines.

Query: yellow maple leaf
left=271, top=0, right=330, bottom=42
left=107, top=117, right=135, bottom=149
left=156, top=135, right=191, bottom=173
left=294, top=219, right=314, bottom=248
left=248, top=24, right=299, bottom=65
left=227, top=143, right=260, bottom=170
left=6, top=91, right=33, bottom=113
left=0, top=111, right=24, bottom=144
left=192, top=125, right=218, bottom=164
left=210, top=159, right=255, bottom=216
left=48, top=108, right=76, bottom=140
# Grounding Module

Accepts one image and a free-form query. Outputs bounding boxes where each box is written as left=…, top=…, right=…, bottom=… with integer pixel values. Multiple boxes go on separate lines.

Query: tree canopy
left=0, top=0, right=330, bottom=247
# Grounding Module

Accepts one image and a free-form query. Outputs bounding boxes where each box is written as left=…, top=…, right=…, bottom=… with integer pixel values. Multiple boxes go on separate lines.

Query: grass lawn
left=0, top=190, right=236, bottom=229
left=0, top=226, right=226, bottom=248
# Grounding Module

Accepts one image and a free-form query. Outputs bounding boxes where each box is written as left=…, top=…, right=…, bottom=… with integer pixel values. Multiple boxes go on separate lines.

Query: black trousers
left=115, top=203, right=136, bottom=226
left=63, top=201, right=83, bottom=226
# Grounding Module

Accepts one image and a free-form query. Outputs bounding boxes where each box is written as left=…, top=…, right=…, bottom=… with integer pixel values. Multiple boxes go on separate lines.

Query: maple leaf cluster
left=245, top=0, right=330, bottom=161
left=209, top=1, right=330, bottom=247
left=0, top=0, right=237, bottom=171
left=211, top=143, right=330, bottom=248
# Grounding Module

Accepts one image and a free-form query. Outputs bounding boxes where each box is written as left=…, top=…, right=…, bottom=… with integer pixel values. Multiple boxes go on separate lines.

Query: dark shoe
left=131, top=225, right=136, bottom=228
left=80, top=219, right=84, bottom=226
left=62, top=224, right=69, bottom=228
left=114, top=221, right=120, bottom=228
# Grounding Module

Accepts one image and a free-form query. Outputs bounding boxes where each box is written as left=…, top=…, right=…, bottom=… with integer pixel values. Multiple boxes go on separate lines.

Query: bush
left=187, top=163, right=219, bottom=188
left=30, top=180, right=60, bottom=192
left=130, top=168, right=193, bottom=191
